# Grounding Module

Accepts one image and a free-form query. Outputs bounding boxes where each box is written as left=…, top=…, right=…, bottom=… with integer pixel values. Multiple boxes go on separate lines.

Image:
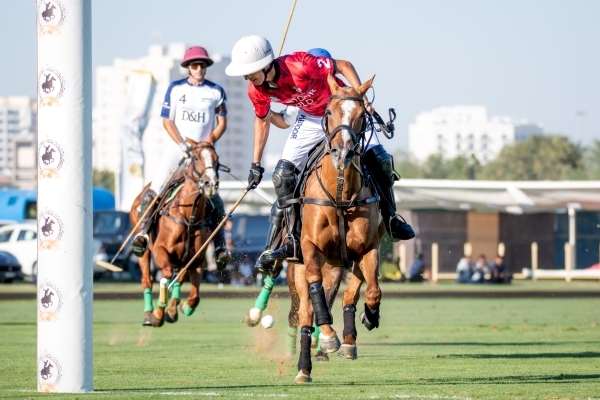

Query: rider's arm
left=163, top=118, right=187, bottom=145
left=335, top=60, right=374, bottom=113
left=270, top=110, right=290, bottom=129
left=207, top=115, right=227, bottom=145
left=253, top=114, right=271, bottom=163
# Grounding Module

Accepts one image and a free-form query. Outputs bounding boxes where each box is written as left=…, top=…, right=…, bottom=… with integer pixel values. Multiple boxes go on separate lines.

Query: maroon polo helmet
left=181, top=46, right=214, bottom=68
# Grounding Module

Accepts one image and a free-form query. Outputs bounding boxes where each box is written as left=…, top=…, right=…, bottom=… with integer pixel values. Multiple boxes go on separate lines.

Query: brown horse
left=293, top=75, right=385, bottom=383
left=130, top=141, right=220, bottom=327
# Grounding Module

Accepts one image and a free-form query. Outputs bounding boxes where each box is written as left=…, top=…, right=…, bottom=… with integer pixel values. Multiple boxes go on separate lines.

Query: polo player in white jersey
left=132, top=46, right=231, bottom=269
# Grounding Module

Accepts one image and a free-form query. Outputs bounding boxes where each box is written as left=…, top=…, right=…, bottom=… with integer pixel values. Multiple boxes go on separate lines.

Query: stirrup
left=214, top=246, right=231, bottom=271
left=389, top=215, right=415, bottom=242
left=132, top=233, right=149, bottom=257
left=266, top=237, right=299, bottom=262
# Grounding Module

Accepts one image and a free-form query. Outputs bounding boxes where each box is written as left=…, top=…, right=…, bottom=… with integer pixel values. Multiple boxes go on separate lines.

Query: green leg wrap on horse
left=171, top=282, right=181, bottom=301
left=286, top=326, right=297, bottom=355
left=143, top=288, right=153, bottom=313
left=313, top=324, right=322, bottom=352
left=254, top=275, right=276, bottom=311
left=184, top=304, right=195, bottom=316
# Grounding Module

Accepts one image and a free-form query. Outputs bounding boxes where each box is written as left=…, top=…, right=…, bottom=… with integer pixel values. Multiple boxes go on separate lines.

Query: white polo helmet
left=225, top=35, right=274, bottom=76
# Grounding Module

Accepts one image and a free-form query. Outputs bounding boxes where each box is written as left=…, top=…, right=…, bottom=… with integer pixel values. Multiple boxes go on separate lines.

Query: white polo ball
left=261, top=314, right=275, bottom=329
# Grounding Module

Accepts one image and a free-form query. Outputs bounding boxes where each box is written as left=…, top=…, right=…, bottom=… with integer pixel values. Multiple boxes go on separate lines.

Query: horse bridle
left=321, top=94, right=374, bottom=163
left=184, top=142, right=219, bottom=195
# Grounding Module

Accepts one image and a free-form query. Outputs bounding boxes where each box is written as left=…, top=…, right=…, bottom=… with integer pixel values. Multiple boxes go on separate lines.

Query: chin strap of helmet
left=261, top=62, right=274, bottom=84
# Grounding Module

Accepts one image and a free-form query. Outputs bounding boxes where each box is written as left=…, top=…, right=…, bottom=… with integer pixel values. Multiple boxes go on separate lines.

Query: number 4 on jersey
left=179, top=94, right=186, bottom=103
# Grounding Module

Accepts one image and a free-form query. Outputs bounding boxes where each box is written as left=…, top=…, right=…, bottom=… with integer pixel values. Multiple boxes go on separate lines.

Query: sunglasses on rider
left=189, top=62, right=207, bottom=70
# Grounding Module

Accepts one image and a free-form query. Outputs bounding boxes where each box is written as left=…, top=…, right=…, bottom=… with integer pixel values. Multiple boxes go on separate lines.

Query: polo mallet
left=168, top=188, right=251, bottom=291
left=277, top=0, right=298, bottom=57
left=96, top=157, right=186, bottom=272
left=247, top=0, right=298, bottom=328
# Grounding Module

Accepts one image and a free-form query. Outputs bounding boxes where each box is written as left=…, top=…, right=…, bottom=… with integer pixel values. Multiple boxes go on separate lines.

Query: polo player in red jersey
left=225, top=35, right=415, bottom=272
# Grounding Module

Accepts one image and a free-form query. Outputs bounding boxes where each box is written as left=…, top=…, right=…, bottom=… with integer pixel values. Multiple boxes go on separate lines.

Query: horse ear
left=357, top=75, right=375, bottom=97
left=327, top=74, right=340, bottom=93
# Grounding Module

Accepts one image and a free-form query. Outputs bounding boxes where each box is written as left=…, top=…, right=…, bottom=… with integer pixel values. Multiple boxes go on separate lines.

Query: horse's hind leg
left=357, top=249, right=382, bottom=331
left=286, top=263, right=300, bottom=357
left=139, top=250, right=155, bottom=327
left=293, top=263, right=314, bottom=384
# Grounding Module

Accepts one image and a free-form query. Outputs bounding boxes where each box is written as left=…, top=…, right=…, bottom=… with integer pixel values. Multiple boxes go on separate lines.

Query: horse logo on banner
left=38, top=282, right=63, bottom=322
left=38, top=138, right=65, bottom=179
left=37, top=354, right=62, bottom=392
left=38, top=67, right=65, bottom=107
left=38, top=210, right=64, bottom=251
left=38, top=0, right=66, bottom=36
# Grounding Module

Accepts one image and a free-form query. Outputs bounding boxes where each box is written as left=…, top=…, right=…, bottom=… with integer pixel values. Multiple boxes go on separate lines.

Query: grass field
left=1, top=288, right=600, bottom=399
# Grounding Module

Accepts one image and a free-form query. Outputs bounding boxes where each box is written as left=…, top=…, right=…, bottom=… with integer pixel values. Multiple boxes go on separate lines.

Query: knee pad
left=272, top=159, right=298, bottom=208
left=364, top=145, right=398, bottom=189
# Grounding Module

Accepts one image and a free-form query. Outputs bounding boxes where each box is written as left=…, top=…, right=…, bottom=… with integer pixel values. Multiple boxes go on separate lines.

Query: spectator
left=488, top=255, right=512, bottom=284
left=469, top=254, right=488, bottom=284
left=380, top=252, right=402, bottom=282
left=455, top=255, right=472, bottom=283
left=236, top=254, right=255, bottom=286
left=408, top=253, right=430, bottom=283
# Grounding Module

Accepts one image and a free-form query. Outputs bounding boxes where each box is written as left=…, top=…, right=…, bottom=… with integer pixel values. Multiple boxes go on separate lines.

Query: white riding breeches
left=280, top=109, right=381, bottom=171
left=149, top=143, right=183, bottom=193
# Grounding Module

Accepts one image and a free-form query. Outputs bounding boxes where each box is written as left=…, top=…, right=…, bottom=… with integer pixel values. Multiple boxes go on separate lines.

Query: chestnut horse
left=294, top=75, right=385, bottom=383
left=130, top=141, right=220, bottom=327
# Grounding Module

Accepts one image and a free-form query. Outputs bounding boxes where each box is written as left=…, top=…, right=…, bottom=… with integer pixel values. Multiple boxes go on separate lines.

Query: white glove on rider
left=179, top=141, right=192, bottom=158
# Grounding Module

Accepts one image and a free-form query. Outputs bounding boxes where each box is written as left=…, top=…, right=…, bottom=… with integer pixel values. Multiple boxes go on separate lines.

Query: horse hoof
left=314, top=351, right=329, bottom=362
left=319, top=333, right=341, bottom=354
left=338, top=344, right=358, bottom=360
left=165, top=309, right=178, bottom=323
left=245, top=312, right=260, bottom=327
left=360, top=312, right=379, bottom=331
left=294, top=371, right=312, bottom=384
left=142, top=312, right=153, bottom=327
left=149, top=312, right=165, bottom=327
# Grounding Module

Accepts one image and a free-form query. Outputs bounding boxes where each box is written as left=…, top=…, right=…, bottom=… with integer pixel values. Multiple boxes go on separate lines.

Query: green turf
left=0, top=296, right=599, bottom=399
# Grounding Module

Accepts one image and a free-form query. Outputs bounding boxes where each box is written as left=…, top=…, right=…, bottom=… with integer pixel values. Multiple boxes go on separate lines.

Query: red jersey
left=247, top=52, right=346, bottom=118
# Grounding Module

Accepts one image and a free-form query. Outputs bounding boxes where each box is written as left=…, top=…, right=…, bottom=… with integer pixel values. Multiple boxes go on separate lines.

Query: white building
left=0, top=96, right=37, bottom=187
left=93, top=43, right=255, bottom=189
left=408, top=106, right=543, bottom=164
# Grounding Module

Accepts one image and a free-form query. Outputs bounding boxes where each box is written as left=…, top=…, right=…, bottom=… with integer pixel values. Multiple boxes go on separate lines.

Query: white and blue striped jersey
left=160, top=78, right=227, bottom=142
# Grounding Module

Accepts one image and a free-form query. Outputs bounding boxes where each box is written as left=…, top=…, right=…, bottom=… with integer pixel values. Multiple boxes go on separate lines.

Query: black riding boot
left=209, top=194, right=231, bottom=270
left=132, top=188, right=158, bottom=256
left=364, top=145, right=415, bottom=242
left=255, top=203, right=284, bottom=276
left=263, top=159, right=301, bottom=263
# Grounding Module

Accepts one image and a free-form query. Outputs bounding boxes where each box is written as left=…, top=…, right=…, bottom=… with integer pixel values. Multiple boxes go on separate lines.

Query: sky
left=2, top=0, right=599, bottom=154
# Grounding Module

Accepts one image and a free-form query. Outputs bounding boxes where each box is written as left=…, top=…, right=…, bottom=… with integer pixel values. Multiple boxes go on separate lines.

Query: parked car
left=0, top=221, right=110, bottom=281
left=229, top=213, right=271, bottom=266
left=0, top=251, right=23, bottom=283
left=93, top=210, right=139, bottom=280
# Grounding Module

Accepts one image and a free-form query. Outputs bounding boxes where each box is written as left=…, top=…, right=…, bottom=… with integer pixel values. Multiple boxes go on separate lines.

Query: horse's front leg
left=293, top=263, right=314, bottom=384
left=357, top=248, right=382, bottom=331
left=165, top=265, right=186, bottom=324
left=286, top=263, right=300, bottom=357
left=337, top=265, right=364, bottom=359
left=179, top=264, right=203, bottom=317
left=149, top=245, right=175, bottom=327
left=303, top=243, right=340, bottom=356
left=139, top=249, right=155, bottom=327
left=313, top=263, right=344, bottom=361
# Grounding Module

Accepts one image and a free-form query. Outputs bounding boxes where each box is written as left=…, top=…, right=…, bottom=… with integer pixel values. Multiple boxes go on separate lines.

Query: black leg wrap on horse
left=298, top=326, right=314, bottom=372
left=361, top=303, right=380, bottom=331
left=342, top=305, right=357, bottom=339
left=309, top=281, right=333, bottom=326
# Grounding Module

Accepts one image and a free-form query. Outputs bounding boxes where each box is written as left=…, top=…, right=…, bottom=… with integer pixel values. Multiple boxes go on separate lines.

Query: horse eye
left=194, top=156, right=199, bottom=161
